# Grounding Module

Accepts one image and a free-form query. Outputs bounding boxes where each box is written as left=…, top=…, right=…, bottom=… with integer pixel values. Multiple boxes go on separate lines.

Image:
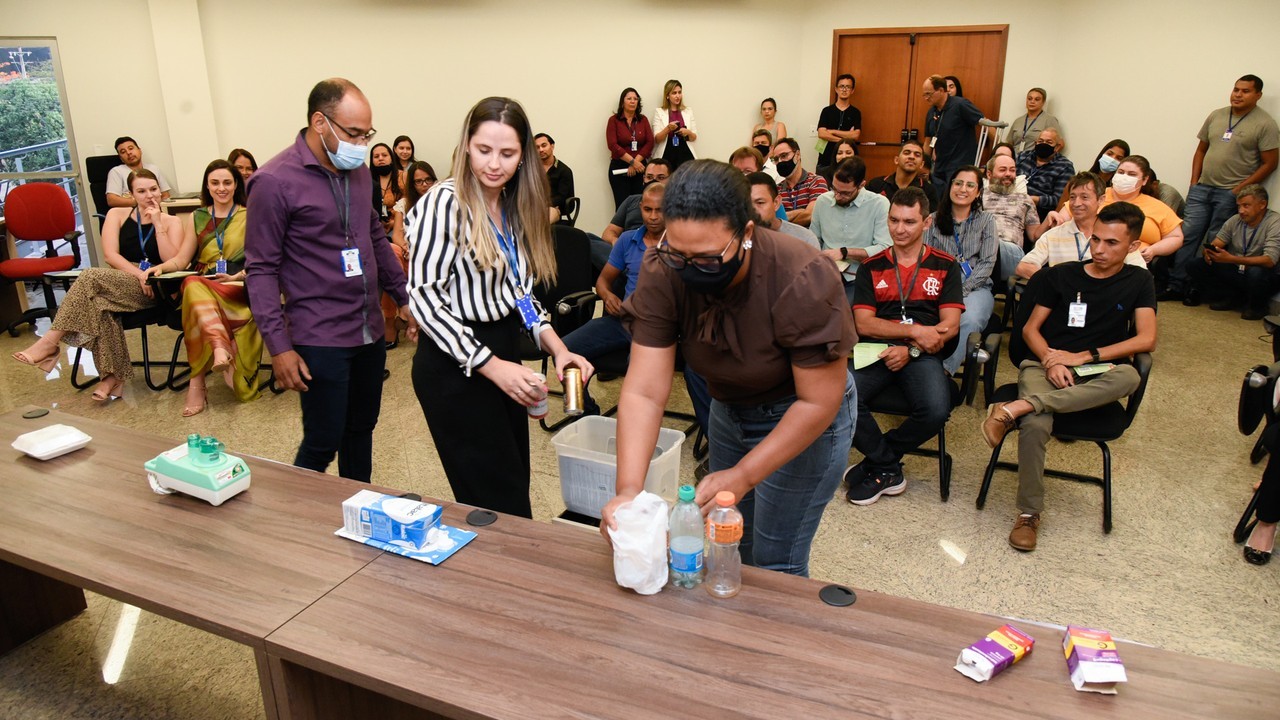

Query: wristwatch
left=840, top=246, right=849, bottom=261
left=1090, top=348, right=1101, bottom=363
left=908, top=346, right=922, bottom=359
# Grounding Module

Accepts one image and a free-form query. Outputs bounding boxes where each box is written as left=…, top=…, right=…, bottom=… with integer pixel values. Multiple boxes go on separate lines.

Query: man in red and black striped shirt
left=846, top=187, right=965, bottom=506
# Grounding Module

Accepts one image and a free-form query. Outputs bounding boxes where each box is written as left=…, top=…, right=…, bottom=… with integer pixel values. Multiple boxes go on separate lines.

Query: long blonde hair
left=449, top=97, right=556, bottom=284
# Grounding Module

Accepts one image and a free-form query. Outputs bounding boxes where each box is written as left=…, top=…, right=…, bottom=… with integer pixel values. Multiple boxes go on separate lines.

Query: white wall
left=6, top=0, right=1280, bottom=233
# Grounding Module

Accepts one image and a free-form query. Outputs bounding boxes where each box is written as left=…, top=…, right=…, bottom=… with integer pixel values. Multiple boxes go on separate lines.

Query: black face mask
left=775, top=159, right=797, bottom=177
left=753, top=144, right=771, bottom=158
left=1033, top=142, right=1055, bottom=160
left=678, top=239, right=751, bottom=295
left=372, top=164, right=393, bottom=176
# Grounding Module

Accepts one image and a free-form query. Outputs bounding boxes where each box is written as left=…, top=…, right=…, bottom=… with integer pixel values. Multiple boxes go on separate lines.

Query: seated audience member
left=227, top=148, right=257, bottom=183
left=923, top=166, right=999, bottom=374
left=179, top=160, right=261, bottom=417
left=982, top=202, right=1157, bottom=552
left=753, top=97, right=788, bottom=147
left=604, top=161, right=856, bottom=578
left=1185, top=184, right=1280, bottom=319
left=562, top=183, right=711, bottom=428
left=369, top=142, right=400, bottom=231
left=1005, top=88, right=1060, bottom=154
left=729, top=145, right=766, bottom=175
left=773, top=137, right=828, bottom=226
left=392, top=135, right=416, bottom=172
left=602, top=159, right=671, bottom=244
left=866, top=140, right=939, bottom=210
left=106, top=136, right=172, bottom=207
left=1082, top=139, right=1131, bottom=194
left=984, top=153, right=1045, bottom=251
left=535, top=132, right=575, bottom=223
left=847, top=187, right=963, bottom=505
left=747, top=172, right=818, bottom=248
left=1101, top=156, right=1183, bottom=266
left=810, top=157, right=891, bottom=302
left=818, top=139, right=858, bottom=186
left=12, top=170, right=192, bottom=400
left=1016, top=128, right=1074, bottom=221
left=387, top=161, right=436, bottom=346
left=1016, top=172, right=1146, bottom=278
left=989, top=142, right=1029, bottom=194
left=1147, top=167, right=1185, bottom=217
left=749, top=129, right=783, bottom=182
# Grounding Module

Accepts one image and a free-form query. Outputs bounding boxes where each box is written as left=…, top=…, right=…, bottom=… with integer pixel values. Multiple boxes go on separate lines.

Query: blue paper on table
left=334, top=524, right=477, bottom=565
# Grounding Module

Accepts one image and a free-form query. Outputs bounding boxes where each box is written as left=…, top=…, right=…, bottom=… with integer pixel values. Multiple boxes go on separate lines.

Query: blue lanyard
left=1241, top=222, right=1259, bottom=256
left=1023, top=113, right=1038, bottom=134
left=211, top=206, right=236, bottom=257
left=1228, top=111, right=1251, bottom=135
left=952, top=217, right=968, bottom=258
left=133, top=208, right=155, bottom=259
left=1073, top=232, right=1087, bottom=262
left=488, top=211, right=520, bottom=281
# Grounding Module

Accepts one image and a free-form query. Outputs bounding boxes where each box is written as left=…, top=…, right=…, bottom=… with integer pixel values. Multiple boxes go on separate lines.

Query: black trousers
left=413, top=314, right=533, bottom=518
left=608, top=159, right=643, bottom=209
left=293, top=341, right=387, bottom=483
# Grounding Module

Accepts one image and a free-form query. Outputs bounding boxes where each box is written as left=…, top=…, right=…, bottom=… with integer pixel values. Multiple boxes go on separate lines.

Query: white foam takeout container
left=12, top=424, right=92, bottom=461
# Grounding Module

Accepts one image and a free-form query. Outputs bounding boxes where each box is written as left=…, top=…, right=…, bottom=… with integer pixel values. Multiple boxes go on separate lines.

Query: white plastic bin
left=550, top=416, right=684, bottom=519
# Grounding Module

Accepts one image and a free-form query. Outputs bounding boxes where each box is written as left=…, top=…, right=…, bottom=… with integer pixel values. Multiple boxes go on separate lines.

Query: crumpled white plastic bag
left=607, top=491, right=670, bottom=595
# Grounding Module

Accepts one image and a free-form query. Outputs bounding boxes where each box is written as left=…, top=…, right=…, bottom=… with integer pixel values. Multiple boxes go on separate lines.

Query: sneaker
left=1156, top=288, right=1185, bottom=302
left=1242, top=307, right=1267, bottom=321
left=982, top=402, right=1016, bottom=449
left=1210, top=297, right=1242, bottom=312
left=1181, top=288, right=1201, bottom=307
left=1008, top=513, right=1041, bottom=551
left=845, top=466, right=906, bottom=506
left=842, top=461, right=869, bottom=488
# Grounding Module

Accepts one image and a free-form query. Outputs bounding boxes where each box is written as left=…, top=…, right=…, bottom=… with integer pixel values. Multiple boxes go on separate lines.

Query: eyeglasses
left=323, top=114, right=377, bottom=143
left=836, top=84, right=853, bottom=90
left=951, top=180, right=979, bottom=189
left=833, top=188, right=859, bottom=198
left=413, top=178, right=435, bottom=187
left=922, top=90, right=935, bottom=98
left=655, top=232, right=740, bottom=273
left=774, top=151, right=795, bottom=162
left=643, top=173, right=669, bottom=183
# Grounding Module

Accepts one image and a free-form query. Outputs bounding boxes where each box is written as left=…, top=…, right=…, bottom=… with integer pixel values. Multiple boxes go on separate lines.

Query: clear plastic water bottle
left=668, top=484, right=704, bottom=588
left=705, top=491, right=743, bottom=598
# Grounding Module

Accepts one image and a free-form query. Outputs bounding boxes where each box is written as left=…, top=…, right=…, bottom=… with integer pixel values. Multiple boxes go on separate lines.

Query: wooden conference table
left=1, top=408, right=1277, bottom=719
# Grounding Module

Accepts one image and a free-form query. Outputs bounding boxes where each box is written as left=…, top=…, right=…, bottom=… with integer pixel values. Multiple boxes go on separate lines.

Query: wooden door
left=832, top=25, right=1009, bottom=179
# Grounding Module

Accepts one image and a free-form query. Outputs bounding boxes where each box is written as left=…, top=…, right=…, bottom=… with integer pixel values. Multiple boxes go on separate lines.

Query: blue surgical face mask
left=322, top=116, right=367, bottom=171
left=1097, top=154, right=1120, bottom=173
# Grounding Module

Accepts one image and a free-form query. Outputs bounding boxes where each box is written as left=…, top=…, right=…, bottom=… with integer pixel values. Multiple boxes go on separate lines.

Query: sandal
left=183, top=378, right=208, bottom=417
left=91, top=375, right=125, bottom=403
left=12, top=342, right=59, bottom=374
left=211, top=347, right=232, bottom=375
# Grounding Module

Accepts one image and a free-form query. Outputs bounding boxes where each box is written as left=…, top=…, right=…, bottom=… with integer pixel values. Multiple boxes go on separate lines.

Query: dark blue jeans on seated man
left=292, top=341, right=387, bottom=483
left=851, top=353, right=953, bottom=474
left=1187, top=259, right=1280, bottom=313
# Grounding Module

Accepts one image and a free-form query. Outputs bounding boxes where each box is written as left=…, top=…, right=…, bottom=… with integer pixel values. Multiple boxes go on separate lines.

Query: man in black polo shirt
left=817, top=73, right=862, bottom=172
left=922, top=74, right=984, bottom=200
left=847, top=187, right=964, bottom=505
left=865, top=140, right=938, bottom=211
left=981, top=201, right=1157, bottom=551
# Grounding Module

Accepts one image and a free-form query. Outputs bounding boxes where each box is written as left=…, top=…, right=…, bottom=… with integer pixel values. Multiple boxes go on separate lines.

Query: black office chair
left=68, top=275, right=190, bottom=393
left=1233, top=362, right=1280, bottom=542
left=975, top=276, right=1154, bottom=533
left=84, top=155, right=118, bottom=229
left=558, top=197, right=581, bottom=227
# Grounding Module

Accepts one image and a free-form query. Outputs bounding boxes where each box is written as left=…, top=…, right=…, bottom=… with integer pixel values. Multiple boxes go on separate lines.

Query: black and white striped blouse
left=405, top=179, right=550, bottom=375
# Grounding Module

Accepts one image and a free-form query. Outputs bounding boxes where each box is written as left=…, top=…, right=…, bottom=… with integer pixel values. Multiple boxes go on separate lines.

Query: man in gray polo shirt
left=1185, top=184, right=1280, bottom=320
left=1165, top=74, right=1279, bottom=300
left=808, top=157, right=890, bottom=303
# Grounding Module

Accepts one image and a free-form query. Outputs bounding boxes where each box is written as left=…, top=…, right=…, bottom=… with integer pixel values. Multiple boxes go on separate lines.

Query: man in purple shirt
left=246, top=78, right=415, bottom=482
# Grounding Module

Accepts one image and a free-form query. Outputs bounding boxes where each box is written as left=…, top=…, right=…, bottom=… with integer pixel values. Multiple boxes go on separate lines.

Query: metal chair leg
left=937, top=426, right=951, bottom=502
left=1099, top=442, right=1113, bottom=533
left=976, top=435, right=1007, bottom=509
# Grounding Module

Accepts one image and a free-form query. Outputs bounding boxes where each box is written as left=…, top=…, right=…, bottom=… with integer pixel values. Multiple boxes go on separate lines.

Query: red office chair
left=0, top=183, right=82, bottom=336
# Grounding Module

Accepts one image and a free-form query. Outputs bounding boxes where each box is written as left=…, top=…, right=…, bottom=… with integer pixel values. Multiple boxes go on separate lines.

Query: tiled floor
left=0, top=299, right=1277, bottom=718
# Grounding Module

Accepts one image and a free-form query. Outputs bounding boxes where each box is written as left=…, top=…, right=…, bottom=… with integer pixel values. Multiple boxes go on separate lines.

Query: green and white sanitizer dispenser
left=145, top=434, right=251, bottom=506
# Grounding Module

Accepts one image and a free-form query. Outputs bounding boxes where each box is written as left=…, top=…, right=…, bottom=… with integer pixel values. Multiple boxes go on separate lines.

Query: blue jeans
left=943, top=286, right=994, bottom=374
left=563, top=315, right=632, bottom=414
left=852, top=352, right=952, bottom=471
left=292, top=342, right=387, bottom=482
left=683, top=366, right=712, bottom=435
left=708, top=371, right=855, bottom=577
left=997, top=241, right=1026, bottom=283
left=1169, top=184, right=1239, bottom=290
left=1187, top=259, right=1280, bottom=311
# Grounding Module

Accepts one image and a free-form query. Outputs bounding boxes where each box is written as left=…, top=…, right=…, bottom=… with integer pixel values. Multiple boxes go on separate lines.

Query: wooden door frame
left=828, top=24, right=1010, bottom=112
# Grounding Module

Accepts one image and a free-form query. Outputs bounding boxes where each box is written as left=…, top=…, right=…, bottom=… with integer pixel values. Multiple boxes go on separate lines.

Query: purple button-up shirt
left=245, top=131, right=409, bottom=355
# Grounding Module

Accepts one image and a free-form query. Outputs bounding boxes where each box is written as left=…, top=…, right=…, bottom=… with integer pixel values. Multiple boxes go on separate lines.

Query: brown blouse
left=623, top=227, right=856, bottom=405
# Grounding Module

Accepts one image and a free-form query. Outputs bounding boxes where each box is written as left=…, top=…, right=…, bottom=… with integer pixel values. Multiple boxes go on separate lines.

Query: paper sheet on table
left=852, top=342, right=891, bottom=369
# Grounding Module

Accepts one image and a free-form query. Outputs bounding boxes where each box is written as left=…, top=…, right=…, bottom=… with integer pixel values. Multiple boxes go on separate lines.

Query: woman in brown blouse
left=604, top=87, right=654, bottom=209
left=601, top=160, right=857, bottom=577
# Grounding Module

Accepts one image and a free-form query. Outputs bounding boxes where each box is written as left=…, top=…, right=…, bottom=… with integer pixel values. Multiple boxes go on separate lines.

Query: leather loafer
left=1009, top=513, right=1040, bottom=552
left=1244, top=545, right=1272, bottom=565
left=1181, top=289, right=1201, bottom=307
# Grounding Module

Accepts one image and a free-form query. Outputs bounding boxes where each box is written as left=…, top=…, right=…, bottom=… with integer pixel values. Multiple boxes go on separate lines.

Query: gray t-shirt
left=1197, top=106, right=1280, bottom=188
left=1005, top=112, right=1060, bottom=154
left=778, top=219, right=819, bottom=249
left=1214, top=209, right=1280, bottom=264
left=106, top=162, right=171, bottom=196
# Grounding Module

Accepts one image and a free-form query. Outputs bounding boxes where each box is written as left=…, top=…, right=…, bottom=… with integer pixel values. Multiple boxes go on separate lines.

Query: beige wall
left=6, top=0, right=1280, bottom=233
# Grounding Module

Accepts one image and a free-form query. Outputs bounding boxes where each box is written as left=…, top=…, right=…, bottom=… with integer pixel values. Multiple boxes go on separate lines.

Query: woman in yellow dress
left=179, top=159, right=262, bottom=416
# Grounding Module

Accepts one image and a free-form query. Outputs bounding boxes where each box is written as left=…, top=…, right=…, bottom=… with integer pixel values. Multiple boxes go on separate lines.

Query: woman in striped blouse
left=406, top=96, right=593, bottom=518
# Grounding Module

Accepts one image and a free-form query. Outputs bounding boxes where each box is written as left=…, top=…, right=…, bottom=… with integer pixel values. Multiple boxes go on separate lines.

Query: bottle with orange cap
left=705, top=491, right=743, bottom=598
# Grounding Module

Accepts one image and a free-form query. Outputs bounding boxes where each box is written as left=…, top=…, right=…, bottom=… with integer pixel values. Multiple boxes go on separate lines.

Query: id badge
left=1222, top=132, right=1233, bottom=142
left=630, top=140, right=638, bottom=152
left=1239, top=264, right=1247, bottom=275
left=513, top=291, right=540, bottom=331
left=900, top=317, right=914, bottom=325
left=1068, top=301, right=1088, bottom=328
left=138, top=260, right=151, bottom=271
left=341, top=247, right=363, bottom=278
left=959, top=260, right=972, bottom=279
left=215, top=258, right=228, bottom=275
